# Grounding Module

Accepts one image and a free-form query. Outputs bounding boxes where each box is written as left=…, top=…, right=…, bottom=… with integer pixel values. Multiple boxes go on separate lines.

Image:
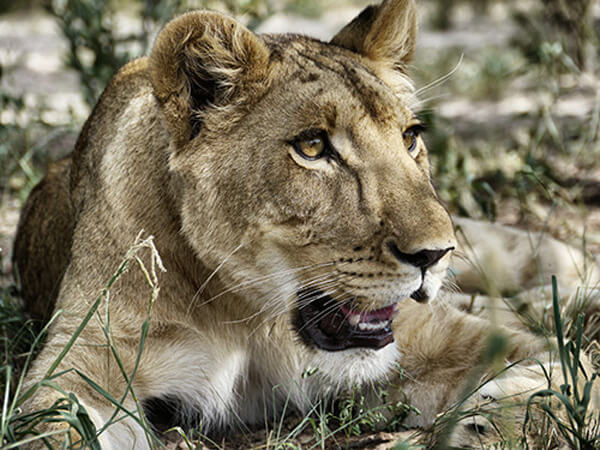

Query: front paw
left=445, top=360, right=598, bottom=448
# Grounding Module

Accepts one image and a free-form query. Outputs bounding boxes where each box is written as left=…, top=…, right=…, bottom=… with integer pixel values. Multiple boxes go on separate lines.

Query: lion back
left=13, top=158, right=75, bottom=322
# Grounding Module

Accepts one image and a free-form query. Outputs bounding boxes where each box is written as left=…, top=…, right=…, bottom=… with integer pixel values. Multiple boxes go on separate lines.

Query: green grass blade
left=1, top=364, right=12, bottom=442
left=551, top=276, right=572, bottom=396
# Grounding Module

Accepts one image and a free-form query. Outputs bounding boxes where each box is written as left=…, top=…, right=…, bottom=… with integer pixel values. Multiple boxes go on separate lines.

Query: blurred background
left=0, top=0, right=599, bottom=275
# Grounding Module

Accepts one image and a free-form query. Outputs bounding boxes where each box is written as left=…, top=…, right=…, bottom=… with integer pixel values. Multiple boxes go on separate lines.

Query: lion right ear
left=331, top=0, right=417, bottom=72
left=149, top=11, right=271, bottom=147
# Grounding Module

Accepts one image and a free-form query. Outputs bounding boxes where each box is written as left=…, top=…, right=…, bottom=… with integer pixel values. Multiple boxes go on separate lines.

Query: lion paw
left=447, top=360, right=598, bottom=448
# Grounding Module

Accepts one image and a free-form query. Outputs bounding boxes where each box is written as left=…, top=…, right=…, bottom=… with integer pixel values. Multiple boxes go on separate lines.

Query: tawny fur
left=13, top=0, right=600, bottom=448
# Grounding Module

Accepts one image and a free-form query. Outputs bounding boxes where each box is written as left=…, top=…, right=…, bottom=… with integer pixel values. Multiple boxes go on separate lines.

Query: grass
left=0, top=235, right=165, bottom=449
left=524, top=277, right=599, bottom=449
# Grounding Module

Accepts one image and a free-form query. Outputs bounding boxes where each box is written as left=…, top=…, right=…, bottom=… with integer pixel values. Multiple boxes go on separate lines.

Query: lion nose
left=386, top=242, right=454, bottom=270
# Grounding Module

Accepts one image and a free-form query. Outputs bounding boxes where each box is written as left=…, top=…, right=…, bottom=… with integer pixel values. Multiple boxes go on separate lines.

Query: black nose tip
left=387, top=242, right=454, bottom=270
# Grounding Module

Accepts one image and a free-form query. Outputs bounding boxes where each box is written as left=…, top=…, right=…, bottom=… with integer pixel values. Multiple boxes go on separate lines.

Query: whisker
left=223, top=272, right=342, bottom=325
left=417, top=92, right=452, bottom=106
left=231, top=269, right=347, bottom=330
left=297, top=273, right=347, bottom=294
left=306, top=290, right=357, bottom=335
left=249, top=276, right=347, bottom=336
left=415, top=53, right=463, bottom=96
left=295, top=289, right=355, bottom=335
left=259, top=277, right=341, bottom=325
left=190, top=261, right=337, bottom=311
left=224, top=287, right=290, bottom=325
left=227, top=262, right=336, bottom=295
left=187, top=242, right=245, bottom=315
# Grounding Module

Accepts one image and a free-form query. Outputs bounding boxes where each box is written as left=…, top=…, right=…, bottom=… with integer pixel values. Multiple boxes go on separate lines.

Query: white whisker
left=417, top=92, right=452, bottom=106
left=416, top=53, right=463, bottom=96
left=187, top=242, right=245, bottom=315
left=295, top=289, right=353, bottom=335
left=225, top=270, right=343, bottom=327
left=248, top=276, right=347, bottom=336
left=190, top=260, right=336, bottom=311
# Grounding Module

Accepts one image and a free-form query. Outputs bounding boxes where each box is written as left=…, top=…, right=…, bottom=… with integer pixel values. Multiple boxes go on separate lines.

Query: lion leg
left=437, top=290, right=536, bottom=331
left=450, top=216, right=599, bottom=297
left=440, top=289, right=559, bottom=333
left=448, top=217, right=600, bottom=337
left=23, top=383, right=147, bottom=450
left=22, top=321, right=152, bottom=450
left=442, top=283, right=600, bottom=340
left=448, top=346, right=599, bottom=447
left=22, top=313, right=253, bottom=448
left=389, top=301, right=599, bottom=446
left=390, top=301, right=548, bottom=427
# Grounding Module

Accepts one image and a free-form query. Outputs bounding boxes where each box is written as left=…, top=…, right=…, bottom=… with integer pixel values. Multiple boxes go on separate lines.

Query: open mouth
left=293, top=288, right=398, bottom=352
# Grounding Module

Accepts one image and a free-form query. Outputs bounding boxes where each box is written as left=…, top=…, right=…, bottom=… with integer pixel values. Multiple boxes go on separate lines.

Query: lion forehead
left=261, top=35, right=416, bottom=127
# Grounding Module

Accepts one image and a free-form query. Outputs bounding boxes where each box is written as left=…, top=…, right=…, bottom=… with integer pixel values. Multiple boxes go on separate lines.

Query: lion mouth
left=293, top=288, right=397, bottom=351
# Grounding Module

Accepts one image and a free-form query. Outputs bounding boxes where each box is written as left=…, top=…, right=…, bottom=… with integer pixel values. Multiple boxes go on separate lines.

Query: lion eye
left=292, top=130, right=329, bottom=160
left=403, top=124, right=424, bottom=154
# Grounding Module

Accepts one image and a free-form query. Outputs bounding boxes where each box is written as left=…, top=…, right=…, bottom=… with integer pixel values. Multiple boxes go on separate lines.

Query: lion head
left=148, top=0, right=455, bottom=380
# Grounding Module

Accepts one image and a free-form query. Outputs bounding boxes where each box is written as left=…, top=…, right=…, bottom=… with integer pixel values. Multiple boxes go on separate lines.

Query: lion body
left=14, top=1, right=599, bottom=448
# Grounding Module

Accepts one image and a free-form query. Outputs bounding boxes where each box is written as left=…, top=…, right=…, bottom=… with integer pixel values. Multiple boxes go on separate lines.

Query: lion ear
left=149, top=11, right=270, bottom=146
left=330, top=0, right=417, bottom=72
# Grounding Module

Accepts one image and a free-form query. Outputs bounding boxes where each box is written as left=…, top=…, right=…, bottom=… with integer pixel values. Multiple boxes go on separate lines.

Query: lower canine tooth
left=348, top=314, right=361, bottom=326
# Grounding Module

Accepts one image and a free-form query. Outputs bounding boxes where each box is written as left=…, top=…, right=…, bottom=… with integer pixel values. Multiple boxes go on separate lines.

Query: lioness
left=13, top=0, right=600, bottom=448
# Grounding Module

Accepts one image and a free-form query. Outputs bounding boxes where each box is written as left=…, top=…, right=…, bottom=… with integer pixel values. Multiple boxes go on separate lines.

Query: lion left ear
left=149, top=11, right=271, bottom=147
left=331, top=0, right=417, bottom=72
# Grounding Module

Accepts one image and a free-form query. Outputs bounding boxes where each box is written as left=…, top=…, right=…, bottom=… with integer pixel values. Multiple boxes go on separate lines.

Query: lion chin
left=12, top=0, right=599, bottom=448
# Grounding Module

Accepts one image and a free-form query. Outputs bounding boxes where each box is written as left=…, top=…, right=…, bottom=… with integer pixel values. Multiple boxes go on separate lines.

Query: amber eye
left=291, top=130, right=329, bottom=160
left=403, top=124, right=424, bottom=153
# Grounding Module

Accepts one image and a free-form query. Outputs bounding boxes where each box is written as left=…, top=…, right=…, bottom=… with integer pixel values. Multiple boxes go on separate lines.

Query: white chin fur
left=309, top=341, right=401, bottom=391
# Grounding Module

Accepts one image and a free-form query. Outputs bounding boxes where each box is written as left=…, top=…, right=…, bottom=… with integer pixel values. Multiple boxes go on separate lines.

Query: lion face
left=150, top=1, right=455, bottom=357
